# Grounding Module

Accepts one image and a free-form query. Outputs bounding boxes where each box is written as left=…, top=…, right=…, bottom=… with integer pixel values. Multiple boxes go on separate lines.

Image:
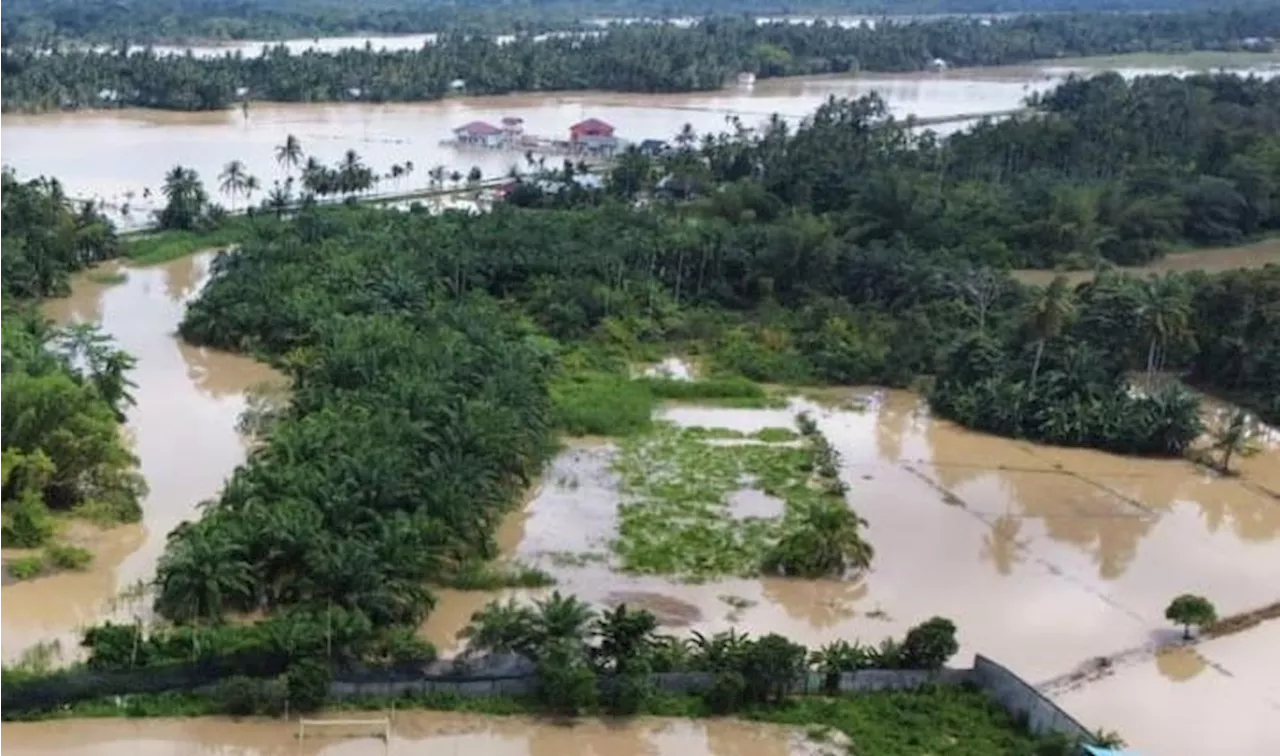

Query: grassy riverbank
left=123, top=218, right=257, bottom=265
left=13, top=686, right=1076, bottom=755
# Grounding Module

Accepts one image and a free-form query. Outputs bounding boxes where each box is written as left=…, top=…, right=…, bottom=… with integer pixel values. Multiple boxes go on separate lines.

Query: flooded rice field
left=1, top=253, right=285, bottom=663
left=1, top=711, right=828, bottom=756
left=420, top=389, right=1280, bottom=753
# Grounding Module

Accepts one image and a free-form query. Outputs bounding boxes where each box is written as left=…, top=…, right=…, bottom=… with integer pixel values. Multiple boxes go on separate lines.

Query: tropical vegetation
left=610, top=415, right=872, bottom=580
left=1, top=171, right=119, bottom=299
left=4, top=7, right=1278, bottom=111
left=0, top=305, right=142, bottom=550
left=2, top=0, right=1244, bottom=47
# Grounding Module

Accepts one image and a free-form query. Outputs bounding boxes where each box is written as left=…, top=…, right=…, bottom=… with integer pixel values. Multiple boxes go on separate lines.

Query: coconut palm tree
left=1026, top=275, right=1075, bottom=389
left=1136, top=275, right=1191, bottom=386
left=218, top=160, right=249, bottom=210
left=243, top=175, right=260, bottom=206
left=275, top=133, right=304, bottom=175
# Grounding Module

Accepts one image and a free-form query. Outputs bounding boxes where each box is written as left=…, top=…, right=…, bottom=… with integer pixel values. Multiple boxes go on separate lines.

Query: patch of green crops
left=610, top=422, right=851, bottom=580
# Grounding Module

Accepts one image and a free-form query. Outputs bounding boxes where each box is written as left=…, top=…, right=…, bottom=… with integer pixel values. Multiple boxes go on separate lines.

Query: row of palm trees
left=213, top=133, right=500, bottom=216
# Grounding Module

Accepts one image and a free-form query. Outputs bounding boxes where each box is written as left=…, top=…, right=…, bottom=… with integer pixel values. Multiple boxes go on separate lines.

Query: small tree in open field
left=1165, top=594, right=1217, bottom=640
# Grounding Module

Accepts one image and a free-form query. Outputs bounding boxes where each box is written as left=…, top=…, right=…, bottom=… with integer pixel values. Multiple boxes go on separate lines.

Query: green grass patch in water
left=124, top=218, right=252, bottom=265
left=438, top=560, right=555, bottom=590
left=553, top=372, right=786, bottom=438
left=611, top=421, right=851, bottom=580
left=553, top=371, right=656, bottom=437
left=747, top=687, right=1071, bottom=756
left=86, top=270, right=127, bottom=285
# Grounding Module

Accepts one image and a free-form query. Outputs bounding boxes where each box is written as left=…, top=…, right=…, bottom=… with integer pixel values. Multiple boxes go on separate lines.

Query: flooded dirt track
left=1, top=253, right=285, bottom=662
left=0, top=711, right=825, bottom=756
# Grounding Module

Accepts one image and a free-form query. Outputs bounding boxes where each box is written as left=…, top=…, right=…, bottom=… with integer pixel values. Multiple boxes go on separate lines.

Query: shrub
left=704, top=670, right=746, bottom=714
left=257, top=676, right=288, bottom=716
left=536, top=640, right=598, bottom=715
left=213, top=675, right=260, bottom=716
left=742, top=634, right=807, bottom=705
left=900, top=617, right=959, bottom=670
left=369, top=627, right=437, bottom=672
left=8, top=556, right=45, bottom=581
left=444, top=560, right=555, bottom=590
left=603, top=664, right=655, bottom=716
left=285, top=659, right=332, bottom=713
left=45, top=543, right=92, bottom=571
left=2, top=493, right=55, bottom=548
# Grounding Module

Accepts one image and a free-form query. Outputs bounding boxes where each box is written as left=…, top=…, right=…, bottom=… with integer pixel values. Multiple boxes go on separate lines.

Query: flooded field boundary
left=1036, top=600, right=1280, bottom=698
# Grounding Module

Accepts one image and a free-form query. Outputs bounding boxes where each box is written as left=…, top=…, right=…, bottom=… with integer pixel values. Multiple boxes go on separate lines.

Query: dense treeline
left=1, top=0, right=1246, bottom=47
left=632, top=73, right=1280, bottom=269
left=2, top=309, right=146, bottom=536
left=1185, top=269, right=1280, bottom=423
left=4, top=8, right=1279, bottom=111
left=160, top=248, right=557, bottom=626
left=1, top=172, right=120, bottom=299
left=1, top=173, right=144, bottom=576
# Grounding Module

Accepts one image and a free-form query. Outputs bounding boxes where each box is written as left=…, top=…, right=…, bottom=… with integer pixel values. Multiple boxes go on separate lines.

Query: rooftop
left=570, top=117, right=616, bottom=134
left=454, top=120, right=503, bottom=136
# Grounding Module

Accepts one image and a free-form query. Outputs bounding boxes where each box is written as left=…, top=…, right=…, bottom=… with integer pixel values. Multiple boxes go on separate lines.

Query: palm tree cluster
left=459, top=593, right=960, bottom=714
left=2, top=308, right=146, bottom=529
left=5, top=8, right=1279, bottom=112
left=1, top=171, right=119, bottom=298
left=156, top=165, right=213, bottom=230
left=929, top=275, right=1205, bottom=456
left=155, top=294, right=556, bottom=627
left=300, top=150, right=378, bottom=199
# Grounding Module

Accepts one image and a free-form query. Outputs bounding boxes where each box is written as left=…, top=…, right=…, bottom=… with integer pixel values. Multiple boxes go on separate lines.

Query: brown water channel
left=422, top=389, right=1280, bottom=753
left=1, top=711, right=828, bottom=756
left=1, top=253, right=285, bottom=663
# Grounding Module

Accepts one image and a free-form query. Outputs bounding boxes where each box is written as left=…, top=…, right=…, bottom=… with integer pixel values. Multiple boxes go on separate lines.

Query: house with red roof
left=569, top=118, right=619, bottom=153
left=453, top=120, right=505, bottom=147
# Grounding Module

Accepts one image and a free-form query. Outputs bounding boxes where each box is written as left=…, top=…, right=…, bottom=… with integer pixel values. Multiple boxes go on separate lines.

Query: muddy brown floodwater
left=1, top=253, right=285, bottom=663
left=0, top=73, right=1052, bottom=228
left=422, top=388, right=1280, bottom=754
left=1, top=711, right=827, bottom=756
